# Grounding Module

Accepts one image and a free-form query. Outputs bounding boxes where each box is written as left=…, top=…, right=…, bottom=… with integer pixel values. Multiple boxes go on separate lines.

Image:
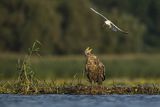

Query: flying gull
left=90, top=8, right=128, bottom=34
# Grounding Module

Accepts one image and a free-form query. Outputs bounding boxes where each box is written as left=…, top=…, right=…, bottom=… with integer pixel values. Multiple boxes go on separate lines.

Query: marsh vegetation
left=0, top=41, right=160, bottom=95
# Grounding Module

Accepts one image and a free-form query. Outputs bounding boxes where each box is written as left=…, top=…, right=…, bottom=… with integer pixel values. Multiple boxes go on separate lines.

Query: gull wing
left=90, top=8, right=128, bottom=34
left=110, top=22, right=128, bottom=34
left=90, top=8, right=108, bottom=20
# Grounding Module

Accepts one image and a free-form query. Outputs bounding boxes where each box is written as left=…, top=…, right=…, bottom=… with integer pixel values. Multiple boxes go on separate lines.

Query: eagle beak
left=85, top=47, right=92, bottom=53
left=89, top=48, right=92, bottom=52
left=86, top=47, right=90, bottom=50
left=85, top=47, right=90, bottom=51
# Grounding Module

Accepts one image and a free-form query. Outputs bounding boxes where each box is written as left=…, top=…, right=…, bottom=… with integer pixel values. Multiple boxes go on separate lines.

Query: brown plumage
left=84, top=47, right=105, bottom=85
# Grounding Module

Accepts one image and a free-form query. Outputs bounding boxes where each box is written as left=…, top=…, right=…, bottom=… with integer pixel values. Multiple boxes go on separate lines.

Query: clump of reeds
left=15, top=40, right=41, bottom=94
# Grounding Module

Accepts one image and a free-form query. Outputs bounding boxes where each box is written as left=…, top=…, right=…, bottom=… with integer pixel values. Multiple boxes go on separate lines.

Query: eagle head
left=85, top=47, right=92, bottom=56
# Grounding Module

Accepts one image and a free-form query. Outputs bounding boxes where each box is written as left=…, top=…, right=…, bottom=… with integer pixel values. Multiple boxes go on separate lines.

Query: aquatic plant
left=15, top=40, right=41, bottom=94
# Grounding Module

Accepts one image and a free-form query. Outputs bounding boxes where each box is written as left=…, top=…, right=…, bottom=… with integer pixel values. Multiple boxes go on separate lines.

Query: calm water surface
left=0, top=94, right=160, bottom=107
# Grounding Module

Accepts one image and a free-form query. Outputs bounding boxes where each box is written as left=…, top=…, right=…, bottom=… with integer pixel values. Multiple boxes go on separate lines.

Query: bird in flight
left=90, top=8, right=128, bottom=34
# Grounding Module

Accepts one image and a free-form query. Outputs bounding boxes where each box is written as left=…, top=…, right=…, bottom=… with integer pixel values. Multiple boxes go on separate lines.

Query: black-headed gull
left=90, top=8, right=128, bottom=34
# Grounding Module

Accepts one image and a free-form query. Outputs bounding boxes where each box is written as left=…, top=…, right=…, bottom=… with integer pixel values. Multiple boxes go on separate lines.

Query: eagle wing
left=85, top=59, right=94, bottom=82
left=99, top=62, right=105, bottom=81
left=85, top=64, right=89, bottom=75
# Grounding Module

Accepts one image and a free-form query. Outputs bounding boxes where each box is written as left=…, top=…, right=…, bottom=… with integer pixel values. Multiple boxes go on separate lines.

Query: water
left=0, top=94, right=160, bottom=107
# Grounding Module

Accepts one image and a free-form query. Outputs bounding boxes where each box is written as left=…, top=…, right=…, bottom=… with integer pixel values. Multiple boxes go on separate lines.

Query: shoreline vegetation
left=0, top=41, right=160, bottom=95
left=0, top=79, right=160, bottom=95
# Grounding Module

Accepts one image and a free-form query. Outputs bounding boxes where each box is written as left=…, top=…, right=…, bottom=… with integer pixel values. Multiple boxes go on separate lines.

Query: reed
left=14, top=40, right=41, bottom=94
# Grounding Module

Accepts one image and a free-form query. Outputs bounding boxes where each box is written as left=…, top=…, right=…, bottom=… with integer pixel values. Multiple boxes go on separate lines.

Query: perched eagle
left=84, top=47, right=105, bottom=85
left=90, top=8, right=128, bottom=34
